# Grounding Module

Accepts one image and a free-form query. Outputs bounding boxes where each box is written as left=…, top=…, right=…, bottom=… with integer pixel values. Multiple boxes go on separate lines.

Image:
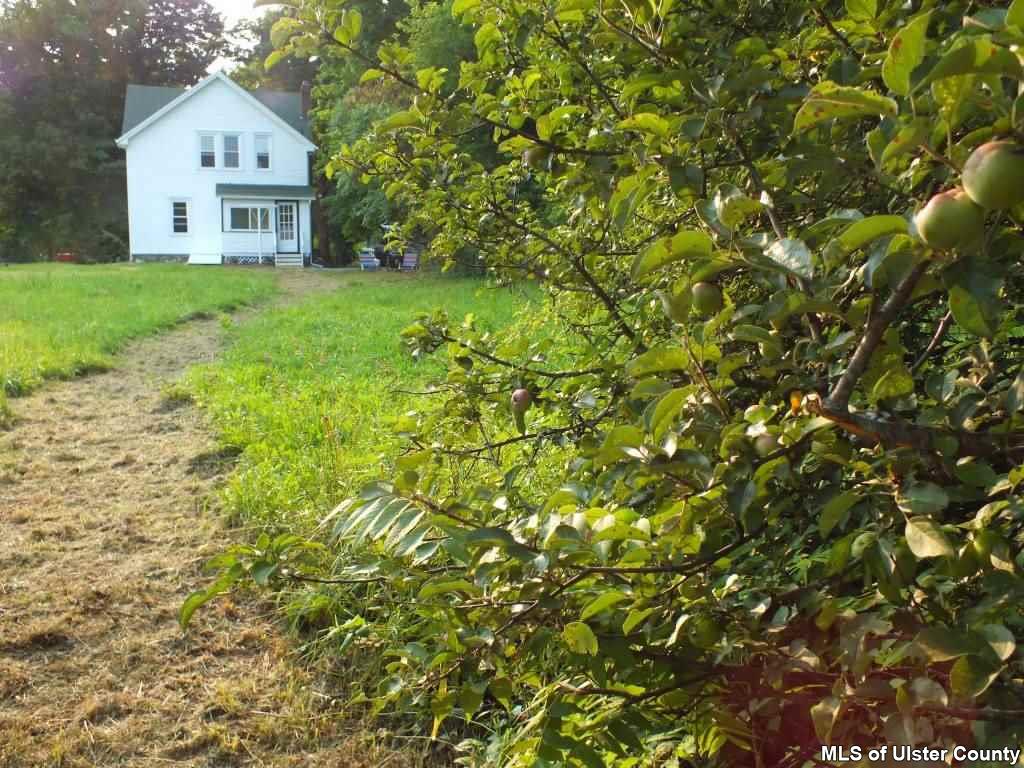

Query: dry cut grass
left=0, top=270, right=440, bottom=767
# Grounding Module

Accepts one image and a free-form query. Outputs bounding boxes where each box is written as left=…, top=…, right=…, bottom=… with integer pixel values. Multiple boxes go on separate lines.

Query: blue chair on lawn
left=359, top=249, right=379, bottom=271
left=400, top=248, right=420, bottom=272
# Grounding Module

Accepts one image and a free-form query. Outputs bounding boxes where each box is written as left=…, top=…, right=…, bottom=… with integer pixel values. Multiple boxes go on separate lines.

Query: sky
left=206, top=0, right=270, bottom=71
left=208, top=0, right=268, bottom=28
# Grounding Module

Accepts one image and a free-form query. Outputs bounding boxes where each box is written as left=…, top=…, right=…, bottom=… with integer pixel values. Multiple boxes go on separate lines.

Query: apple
left=754, top=434, right=779, bottom=458
left=691, top=282, right=723, bottom=316
left=511, top=388, right=532, bottom=412
left=962, top=140, right=1024, bottom=210
left=522, top=146, right=551, bottom=171
left=914, top=188, right=985, bottom=250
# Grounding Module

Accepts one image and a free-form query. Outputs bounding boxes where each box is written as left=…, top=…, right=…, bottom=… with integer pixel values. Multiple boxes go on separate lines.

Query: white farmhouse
left=116, top=71, right=317, bottom=267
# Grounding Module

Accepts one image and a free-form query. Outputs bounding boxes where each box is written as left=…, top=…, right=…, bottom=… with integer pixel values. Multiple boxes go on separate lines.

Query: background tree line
left=0, top=0, right=231, bottom=261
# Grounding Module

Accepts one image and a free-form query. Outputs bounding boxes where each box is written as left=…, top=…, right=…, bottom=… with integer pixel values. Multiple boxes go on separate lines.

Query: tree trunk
left=314, top=176, right=332, bottom=266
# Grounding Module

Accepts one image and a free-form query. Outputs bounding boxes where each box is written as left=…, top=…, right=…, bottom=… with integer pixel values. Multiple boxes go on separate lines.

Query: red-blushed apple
left=962, top=141, right=1024, bottom=210
left=914, top=188, right=985, bottom=250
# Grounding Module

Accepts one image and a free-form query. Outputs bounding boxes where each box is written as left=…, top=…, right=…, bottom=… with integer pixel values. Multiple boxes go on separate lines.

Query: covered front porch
left=216, top=184, right=315, bottom=268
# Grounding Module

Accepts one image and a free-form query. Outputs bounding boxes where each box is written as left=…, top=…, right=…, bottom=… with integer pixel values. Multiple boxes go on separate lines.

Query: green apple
left=962, top=140, right=1024, bottom=210
left=754, top=434, right=779, bottom=458
left=691, top=282, right=723, bottom=316
left=522, top=145, right=551, bottom=171
left=914, top=188, right=985, bottom=250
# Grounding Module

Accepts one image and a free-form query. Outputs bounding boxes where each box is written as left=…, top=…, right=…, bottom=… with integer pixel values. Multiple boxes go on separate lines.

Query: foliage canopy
left=199, top=0, right=1024, bottom=764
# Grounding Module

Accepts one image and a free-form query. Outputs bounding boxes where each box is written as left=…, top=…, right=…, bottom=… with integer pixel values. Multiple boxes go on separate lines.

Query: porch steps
left=275, top=254, right=304, bottom=268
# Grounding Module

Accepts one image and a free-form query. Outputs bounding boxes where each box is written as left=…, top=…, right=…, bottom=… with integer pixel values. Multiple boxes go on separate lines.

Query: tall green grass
left=0, top=264, right=276, bottom=404
left=186, top=272, right=532, bottom=528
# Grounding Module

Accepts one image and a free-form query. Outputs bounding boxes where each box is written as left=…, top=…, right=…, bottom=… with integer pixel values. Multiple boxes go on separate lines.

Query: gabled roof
left=116, top=71, right=315, bottom=150
left=122, top=85, right=182, bottom=135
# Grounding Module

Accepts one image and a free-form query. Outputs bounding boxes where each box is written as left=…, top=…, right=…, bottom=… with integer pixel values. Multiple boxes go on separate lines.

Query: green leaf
left=452, top=0, right=481, bottom=15
left=580, top=590, right=629, bottom=620
left=623, top=607, right=657, bottom=634
left=645, top=388, right=687, bottom=441
left=946, top=262, right=1003, bottom=339
left=418, top=579, right=482, bottom=599
left=871, top=363, right=914, bottom=401
left=764, top=239, right=812, bottom=279
left=1005, top=370, right=1024, bottom=414
left=810, top=696, right=840, bottom=742
left=845, top=0, right=876, bottom=21
left=882, top=12, right=931, bottom=96
left=916, top=627, right=980, bottom=661
left=950, top=655, right=1001, bottom=698
left=1010, top=0, right=1024, bottom=28
left=820, top=491, right=860, bottom=538
left=932, top=75, right=976, bottom=130
left=794, top=82, right=898, bottom=133
left=464, top=527, right=518, bottom=550
left=632, top=230, right=713, bottom=280
left=360, top=69, right=385, bottom=84
left=979, top=624, right=1016, bottom=662
left=459, top=680, right=488, bottom=716
left=378, top=110, right=420, bottom=133
left=264, top=50, right=287, bottom=72
left=563, top=621, right=599, bottom=655
left=179, top=590, right=214, bottom=630
left=897, top=482, right=949, bottom=516
left=909, top=677, right=948, bottom=707
left=270, top=16, right=303, bottom=48
left=344, top=8, right=362, bottom=40
left=617, top=113, right=670, bottom=137
left=831, top=216, right=907, bottom=256
left=905, top=516, right=955, bottom=559
left=713, top=185, right=762, bottom=230
left=626, top=345, right=690, bottom=377
left=915, top=37, right=1024, bottom=92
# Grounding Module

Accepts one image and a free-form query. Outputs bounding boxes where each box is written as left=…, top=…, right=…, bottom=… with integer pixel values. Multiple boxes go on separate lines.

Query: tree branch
left=826, top=260, right=929, bottom=412
left=438, top=332, right=604, bottom=379
left=911, top=310, right=953, bottom=372
left=812, top=3, right=858, bottom=57
left=807, top=398, right=1024, bottom=461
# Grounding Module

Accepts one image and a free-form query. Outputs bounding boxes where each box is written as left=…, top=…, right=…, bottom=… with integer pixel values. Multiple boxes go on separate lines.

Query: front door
left=276, top=201, right=298, bottom=253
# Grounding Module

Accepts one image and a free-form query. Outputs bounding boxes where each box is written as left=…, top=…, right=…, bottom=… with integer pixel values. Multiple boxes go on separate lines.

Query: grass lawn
left=186, top=271, right=532, bottom=529
left=0, top=263, right=276, bottom=419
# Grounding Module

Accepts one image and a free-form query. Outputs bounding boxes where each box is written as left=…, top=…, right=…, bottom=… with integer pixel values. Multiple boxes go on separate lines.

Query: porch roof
left=216, top=184, right=316, bottom=200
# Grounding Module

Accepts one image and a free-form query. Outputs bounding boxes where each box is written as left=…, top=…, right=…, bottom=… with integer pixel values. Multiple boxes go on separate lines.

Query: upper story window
left=199, top=134, right=216, bottom=168
left=255, top=134, right=271, bottom=170
left=223, top=134, right=241, bottom=169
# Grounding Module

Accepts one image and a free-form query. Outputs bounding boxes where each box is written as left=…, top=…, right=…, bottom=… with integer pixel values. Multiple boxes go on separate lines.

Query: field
left=0, top=263, right=276, bottom=420
left=186, top=272, right=532, bottom=530
left=0, top=266, right=532, bottom=764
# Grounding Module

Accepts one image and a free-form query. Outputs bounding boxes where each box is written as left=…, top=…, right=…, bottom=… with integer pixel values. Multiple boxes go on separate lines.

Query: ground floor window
left=172, top=200, right=189, bottom=234
left=227, top=206, right=272, bottom=232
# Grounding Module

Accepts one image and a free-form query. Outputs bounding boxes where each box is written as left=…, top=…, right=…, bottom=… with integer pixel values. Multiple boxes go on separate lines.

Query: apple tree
left=200, top=0, right=1024, bottom=764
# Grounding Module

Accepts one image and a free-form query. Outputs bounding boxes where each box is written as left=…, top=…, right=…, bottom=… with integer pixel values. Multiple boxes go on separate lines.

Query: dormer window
left=223, top=134, right=241, bottom=168
left=200, top=134, right=216, bottom=168
left=255, top=134, right=271, bottom=170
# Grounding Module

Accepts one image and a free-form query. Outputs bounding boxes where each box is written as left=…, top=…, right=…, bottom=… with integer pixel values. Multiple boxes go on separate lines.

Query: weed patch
left=187, top=272, right=532, bottom=529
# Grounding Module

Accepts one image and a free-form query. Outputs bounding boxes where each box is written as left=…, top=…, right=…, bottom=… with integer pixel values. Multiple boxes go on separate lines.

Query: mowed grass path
left=186, top=272, right=531, bottom=528
left=0, top=264, right=276, bottom=417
